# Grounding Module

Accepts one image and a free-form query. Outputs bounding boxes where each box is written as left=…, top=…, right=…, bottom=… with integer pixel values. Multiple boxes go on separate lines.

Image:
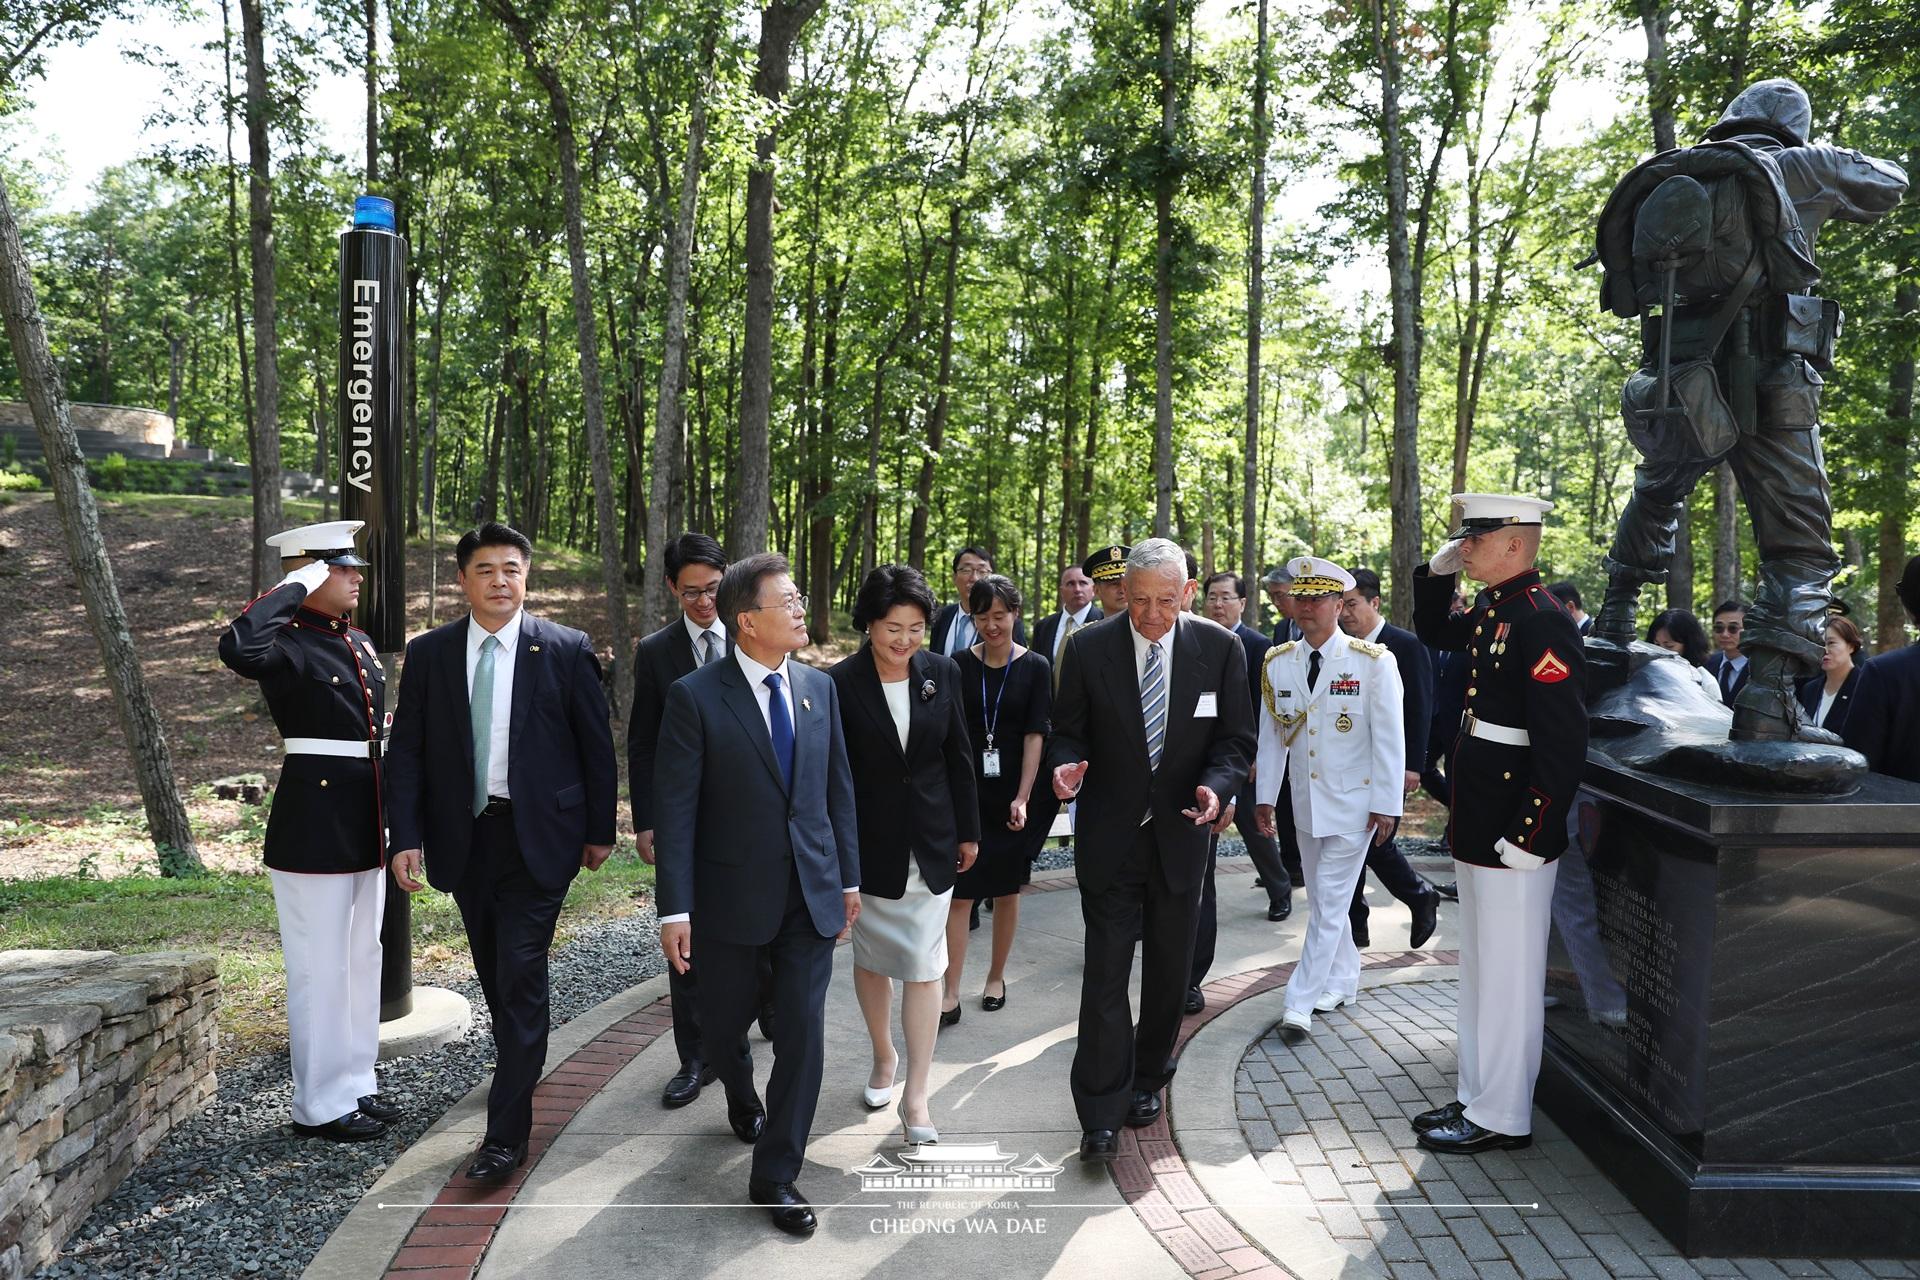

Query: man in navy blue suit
left=386, top=522, right=617, bottom=1183
left=654, top=552, right=861, bottom=1238
left=1844, top=555, right=1920, bottom=782
left=1339, top=569, right=1443, bottom=948
left=929, top=545, right=1027, bottom=654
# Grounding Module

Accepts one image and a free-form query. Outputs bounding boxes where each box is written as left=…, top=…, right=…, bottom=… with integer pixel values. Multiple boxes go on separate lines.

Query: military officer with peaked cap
left=1082, top=544, right=1131, bottom=619
left=218, top=520, right=402, bottom=1142
left=1410, top=494, right=1588, bottom=1154
left=1252, top=557, right=1405, bottom=1044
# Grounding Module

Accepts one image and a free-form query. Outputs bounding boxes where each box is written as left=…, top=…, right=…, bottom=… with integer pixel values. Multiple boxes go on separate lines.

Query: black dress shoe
left=1267, top=900, right=1293, bottom=922
left=1416, top=1115, right=1531, bottom=1154
left=728, top=1098, right=767, bottom=1145
left=1253, top=876, right=1266, bottom=888
left=291, top=1110, right=385, bottom=1143
left=662, top=1062, right=717, bottom=1109
left=1125, top=1090, right=1162, bottom=1128
left=980, top=983, right=1006, bottom=1012
left=1411, top=1100, right=1465, bottom=1133
left=1184, top=987, right=1204, bottom=1015
left=1078, top=1129, right=1118, bottom=1161
left=1435, top=880, right=1459, bottom=901
left=748, top=1178, right=817, bottom=1237
left=1352, top=921, right=1371, bottom=948
left=356, top=1093, right=404, bottom=1124
left=940, top=1001, right=962, bottom=1027
left=465, top=1139, right=528, bottom=1181
left=1409, top=886, right=1440, bottom=949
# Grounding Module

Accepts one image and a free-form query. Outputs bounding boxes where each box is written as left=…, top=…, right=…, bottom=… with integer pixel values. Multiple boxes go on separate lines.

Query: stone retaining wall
left=0, top=950, right=219, bottom=1280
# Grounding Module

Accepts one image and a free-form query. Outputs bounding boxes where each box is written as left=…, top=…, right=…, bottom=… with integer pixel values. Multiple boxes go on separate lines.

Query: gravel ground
left=34, top=905, right=668, bottom=1280
left=36, top=833, right=1451, bottom=1279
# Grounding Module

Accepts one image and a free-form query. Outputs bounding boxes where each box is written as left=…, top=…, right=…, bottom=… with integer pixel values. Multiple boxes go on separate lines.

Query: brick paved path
left=1233, top=979, right=1917, bottom=1280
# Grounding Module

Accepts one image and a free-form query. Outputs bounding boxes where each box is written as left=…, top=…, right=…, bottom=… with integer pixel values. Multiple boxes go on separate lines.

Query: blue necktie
left=765, top=672, right=795, bottom=790
left=471, top=633, right=500, bottom=816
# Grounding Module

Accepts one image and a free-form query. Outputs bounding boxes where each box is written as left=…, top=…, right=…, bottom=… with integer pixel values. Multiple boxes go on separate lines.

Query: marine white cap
left=1443, top=493, right=1554, bottom=540
left=265, top=520, right=369, bottom=566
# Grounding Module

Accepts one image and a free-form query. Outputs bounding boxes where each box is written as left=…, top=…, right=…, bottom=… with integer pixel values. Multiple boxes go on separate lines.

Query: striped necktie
left=1142, top=640, right=1167, bottom=771
left=700, top=631, right=720, bottom=666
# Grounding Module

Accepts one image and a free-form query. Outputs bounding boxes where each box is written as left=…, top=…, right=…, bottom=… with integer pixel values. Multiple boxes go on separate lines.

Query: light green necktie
left=472, top=633, right=500, bottom=816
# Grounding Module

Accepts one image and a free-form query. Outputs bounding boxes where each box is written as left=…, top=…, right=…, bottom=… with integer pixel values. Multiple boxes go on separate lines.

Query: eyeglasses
left=1203, top=593, right=1242, bottom=605
left=677, top=585, right=720, bottom=602
left=752, top=593, right=809, bottom=615
left=1712, top=622, right=1743, bottom=634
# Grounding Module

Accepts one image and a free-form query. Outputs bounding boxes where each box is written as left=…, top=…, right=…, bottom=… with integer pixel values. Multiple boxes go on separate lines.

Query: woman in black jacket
left=1796, top=615, right=1864, bottom=733
left=829, top=566, right=980, bottom=1146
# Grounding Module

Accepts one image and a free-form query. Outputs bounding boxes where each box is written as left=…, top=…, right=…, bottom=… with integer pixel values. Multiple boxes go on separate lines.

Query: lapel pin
left=529, top=644, right=541, bottom=652
left=802, top=696, right=812, bottom=712
left=920, top=679, right=936, bottom=702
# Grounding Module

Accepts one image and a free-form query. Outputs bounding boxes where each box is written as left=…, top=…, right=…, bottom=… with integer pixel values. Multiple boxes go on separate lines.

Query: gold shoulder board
left=1349, top=639, right=1386, bottom=659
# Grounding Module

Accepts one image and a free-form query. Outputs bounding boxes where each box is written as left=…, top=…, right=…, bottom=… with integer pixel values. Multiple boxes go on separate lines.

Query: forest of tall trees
left=4, top=0, right=1916, bottom=646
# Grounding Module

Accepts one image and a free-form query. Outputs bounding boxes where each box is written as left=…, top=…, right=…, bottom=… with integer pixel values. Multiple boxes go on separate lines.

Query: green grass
left=84, top=491, right=328, bottom=521
left=0, top=849, right=656, bottom=1053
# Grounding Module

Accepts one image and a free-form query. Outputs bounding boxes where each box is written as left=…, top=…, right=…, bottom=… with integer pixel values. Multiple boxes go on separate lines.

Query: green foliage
left=0, top=470, right=41, bottom=492
left=91, top=451, right=128, bottom=491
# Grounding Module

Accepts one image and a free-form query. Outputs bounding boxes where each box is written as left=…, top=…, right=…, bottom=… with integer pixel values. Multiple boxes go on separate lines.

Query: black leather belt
left=480, top=796, right=512, bottom=817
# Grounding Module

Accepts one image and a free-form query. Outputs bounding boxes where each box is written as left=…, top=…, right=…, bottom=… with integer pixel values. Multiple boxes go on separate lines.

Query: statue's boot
left=1729, top=649, right=1809, bottom=742
left=1592, top=572, right=1647, bottom=646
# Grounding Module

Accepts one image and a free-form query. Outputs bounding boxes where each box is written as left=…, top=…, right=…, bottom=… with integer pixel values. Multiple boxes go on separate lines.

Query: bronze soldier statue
left=1588, top=78, right=1907, bottom=740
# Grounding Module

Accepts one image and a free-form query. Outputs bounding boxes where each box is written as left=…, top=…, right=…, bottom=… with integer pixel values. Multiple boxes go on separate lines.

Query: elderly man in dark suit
left=1844, top=556, right=1920, bottom=781
left=386, top=522, right=618, bottom=1182
left=654, top=552, right=861, bottom=1238
left=1049, top=539, right=1256, bottom=1161
left=1339, top=568, right=1444, bottom=949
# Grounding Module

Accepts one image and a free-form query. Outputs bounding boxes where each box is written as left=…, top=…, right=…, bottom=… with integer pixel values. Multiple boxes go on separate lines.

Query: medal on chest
left=1330, top=675, right=1361, bottom=697
left=1335, top=712, right=1354, bottom=733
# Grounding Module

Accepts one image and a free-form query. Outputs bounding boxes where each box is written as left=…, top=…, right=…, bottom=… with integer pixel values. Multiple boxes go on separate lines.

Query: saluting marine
left=217, top=520, right=402, bottom=1142
left=1253, top=556, right=1405, bottom=1044
left=1410, top=494, right=1588, bottom=1155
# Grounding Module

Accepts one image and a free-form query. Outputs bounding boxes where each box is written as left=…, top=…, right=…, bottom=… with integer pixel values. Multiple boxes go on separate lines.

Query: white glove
left=1495, top=838, right=1545, bottom=871
left=1428, top=537, right=1468, bottom=578
left=280, top=561, right=333, bottom=594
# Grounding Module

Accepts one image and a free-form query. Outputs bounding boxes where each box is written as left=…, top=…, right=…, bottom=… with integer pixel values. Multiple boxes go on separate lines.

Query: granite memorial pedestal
left=1536, top=756, right=1920, bottom=1257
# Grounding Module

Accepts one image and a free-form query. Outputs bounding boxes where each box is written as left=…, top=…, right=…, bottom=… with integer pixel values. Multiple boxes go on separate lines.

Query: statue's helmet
left=1705, top=78, right=1812, bottom=149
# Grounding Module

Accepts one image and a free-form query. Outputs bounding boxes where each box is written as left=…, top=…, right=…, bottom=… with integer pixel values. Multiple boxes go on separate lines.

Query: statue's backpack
left=1584, top=139, right=1825, bottom=463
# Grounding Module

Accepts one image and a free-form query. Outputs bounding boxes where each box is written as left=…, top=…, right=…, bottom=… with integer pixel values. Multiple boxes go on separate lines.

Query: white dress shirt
left=466, top=609, right=522, bottom=800
left=682, top=613, right=728, bottom=666
left=734, top=646, right=796, bottom=733
left=1129, top=615, right=1179, bottom=691
left=1054, top=602, right=1095, bottom=664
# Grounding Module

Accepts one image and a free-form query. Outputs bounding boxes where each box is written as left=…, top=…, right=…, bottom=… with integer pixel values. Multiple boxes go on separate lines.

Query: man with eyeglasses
left=629, top=533, right=772, bottom=1109
left=931, top=546, right=1027, bottom=654
left=654, top=553, right=860, bottom=1238
left=1704, top=601, right=1751, bottom=707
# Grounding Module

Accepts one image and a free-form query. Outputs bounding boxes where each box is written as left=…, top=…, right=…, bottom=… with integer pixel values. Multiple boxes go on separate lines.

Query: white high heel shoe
left=863, top=1062, right=897, bottom=1110
left=898, top=1099, right=938, bottom=1146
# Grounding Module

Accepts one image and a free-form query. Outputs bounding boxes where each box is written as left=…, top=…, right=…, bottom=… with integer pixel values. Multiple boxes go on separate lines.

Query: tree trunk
left=219, top=0, right=257, bottom=588
left=1151, top=0, right=1177, bottom=537
left=641, top=25, right=714, bottom=635
left=239, top=0, right=283, bottom=593
left=1369, top=0, right=1420, bottom=625
left=363, top=0, right=378, bottom=184
left=908, top=204, right=962, bottom=569
left=489, top=0, right=632, bottom=714
left=1669, top=499, right=1694, bottom=609
left=733, top=0, right=824, bottom=557
left=1882, top=273, right=1917, bottom=650
left=1711, top=462, right=1738, bottom=604
left=1242, top=0, right=1267, bottom=626
left=1637, top=0, right=1677, bottom=152
left=0, top=180, right=202, bottom=874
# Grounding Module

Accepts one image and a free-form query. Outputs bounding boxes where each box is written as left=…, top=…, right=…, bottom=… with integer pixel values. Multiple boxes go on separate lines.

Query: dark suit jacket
left=1704, top=651, right=1751, bottom=706
left=385, top=612, right=618, bottom=893
left=1033, top=607, right=1103, bottom=668
left=1843, top=646, right=1920, bottom=780
left=1270, top=619, right=1302, bottom=646
left=827, top=646, right=980, bottom=898
left=1231, top=622, right=1270, bottom=713
left=653, top=655, right=860, bottom=944
left=1374, top=622, right=1434, bottom=775
left=1795, top=666, right=1860, bottom=733
left=1045, top=614, right=1256, bottom=894
left=626, top=617, right=705, bottom=833
left=930, top=602, right=1027, bottom=656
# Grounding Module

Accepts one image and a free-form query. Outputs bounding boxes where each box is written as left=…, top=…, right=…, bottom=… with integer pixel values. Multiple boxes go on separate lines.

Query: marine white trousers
left=1283, top=829, right=1372, bottom=1018
left=1453, top=857, right=1559, bottom=1136
left=270, top=866, right=386, bottom=1125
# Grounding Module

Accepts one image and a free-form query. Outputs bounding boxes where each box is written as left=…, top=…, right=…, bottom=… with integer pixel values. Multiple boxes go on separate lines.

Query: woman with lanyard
left=943, top=574, right=1059, bottom=1025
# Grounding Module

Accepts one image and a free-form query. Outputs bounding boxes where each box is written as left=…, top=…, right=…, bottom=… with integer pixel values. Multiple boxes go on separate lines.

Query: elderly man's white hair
left=1126, top=538, right=1189, bottom=577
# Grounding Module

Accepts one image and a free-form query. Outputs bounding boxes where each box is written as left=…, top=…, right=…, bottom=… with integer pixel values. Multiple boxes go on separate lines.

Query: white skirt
left=852, top=858, right=952, bottom=982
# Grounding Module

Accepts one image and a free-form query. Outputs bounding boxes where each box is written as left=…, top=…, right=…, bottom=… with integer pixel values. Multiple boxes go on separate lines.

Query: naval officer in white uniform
left=1253, top=556, right=1405, bottom=1043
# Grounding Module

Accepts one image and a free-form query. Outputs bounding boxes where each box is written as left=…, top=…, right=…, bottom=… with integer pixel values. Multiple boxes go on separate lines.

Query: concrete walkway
left=303, top=861, right=1915, bottom=1280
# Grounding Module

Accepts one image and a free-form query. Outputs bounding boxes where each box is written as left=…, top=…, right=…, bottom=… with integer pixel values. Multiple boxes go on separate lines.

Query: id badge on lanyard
left=981, top=658, right=1011, bottom=779
left=982, top=746, right=1002, bottom=778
